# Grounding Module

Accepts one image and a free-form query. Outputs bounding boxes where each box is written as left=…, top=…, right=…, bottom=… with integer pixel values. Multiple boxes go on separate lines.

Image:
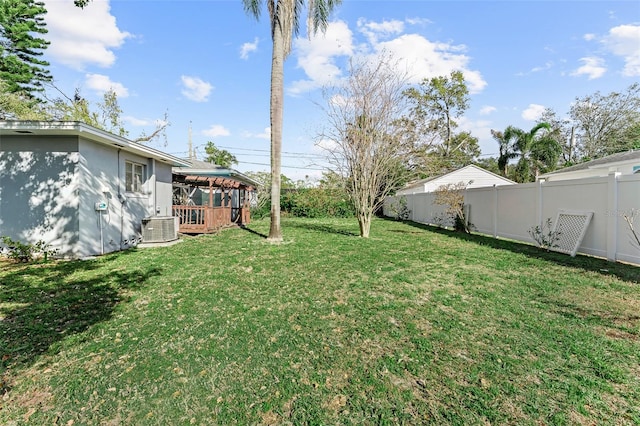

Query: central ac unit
left=141, top=216, right=178, bottom=243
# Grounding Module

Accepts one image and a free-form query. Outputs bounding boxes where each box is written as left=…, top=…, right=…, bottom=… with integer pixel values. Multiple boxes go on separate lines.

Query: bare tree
left=317, top=55, right=415, bottom=238
left=433, top=182, right=470, bottom=233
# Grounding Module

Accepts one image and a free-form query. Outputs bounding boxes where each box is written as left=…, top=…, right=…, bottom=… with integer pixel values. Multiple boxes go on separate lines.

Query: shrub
left=433, top=182, right=472, bottom=233
left=1, top=236, right=58, bottom=262
left=528, top=218, right=562, bottom=251
left=389, top=196, right=411, bottom=221
left=254, top=188, right=355, bottom=219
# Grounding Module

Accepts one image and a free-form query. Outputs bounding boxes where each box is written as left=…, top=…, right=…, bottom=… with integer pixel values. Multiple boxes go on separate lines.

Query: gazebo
left=172, top=160, right=257, bottom=234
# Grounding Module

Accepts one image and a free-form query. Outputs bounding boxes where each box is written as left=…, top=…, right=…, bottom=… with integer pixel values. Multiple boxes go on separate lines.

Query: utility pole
left=188, top=121, right=194, bottom=160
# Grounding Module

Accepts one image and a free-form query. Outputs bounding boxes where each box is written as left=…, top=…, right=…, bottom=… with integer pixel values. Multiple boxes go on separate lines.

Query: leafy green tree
left=570, top=83, right=640, bottom=159
left=536, top=107, right=576, bottom=166
left=0, top=0, right=51, bottom=97
left=204, top=141, right=238, bottom=168
left=503, top=123, right=561, bottom=183
left=98, top=89, right=128, bottom=137
left=402, top=70, right=478, bottom=175
left=242, top=0, right=341, bottom=242
left=47, top=88, right=129, bottom=136
left=0, top=78, right=47, bottom=119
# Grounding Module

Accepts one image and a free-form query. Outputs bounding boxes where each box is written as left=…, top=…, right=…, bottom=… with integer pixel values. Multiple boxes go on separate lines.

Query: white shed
left=396, top=164, right=516, bottom=195
left=538, top=150, right=640, bottom=182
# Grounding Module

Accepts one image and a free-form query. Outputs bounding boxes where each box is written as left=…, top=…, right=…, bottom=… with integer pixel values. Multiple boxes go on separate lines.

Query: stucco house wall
left=0, top=121, right=188, bottom=258
left=0, top=135, right=80, bottom=256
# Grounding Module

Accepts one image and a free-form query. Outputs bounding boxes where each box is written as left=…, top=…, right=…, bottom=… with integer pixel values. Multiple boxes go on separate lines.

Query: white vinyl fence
left=384, top=173, right=640, bottom=266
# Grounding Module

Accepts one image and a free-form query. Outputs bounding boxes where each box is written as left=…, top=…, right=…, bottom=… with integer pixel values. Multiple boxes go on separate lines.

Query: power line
left=216, top=145, right=327, bottom=159
left=240, top=160, right=326, bottom=171
left=169, top=145, right=328, bottom=160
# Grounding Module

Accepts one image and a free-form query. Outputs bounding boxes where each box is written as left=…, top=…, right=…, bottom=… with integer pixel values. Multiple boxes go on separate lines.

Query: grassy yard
left=1, top=217, right=639, bottom=425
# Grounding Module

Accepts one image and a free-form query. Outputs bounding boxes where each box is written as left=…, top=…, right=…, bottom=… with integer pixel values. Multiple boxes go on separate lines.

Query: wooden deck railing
left=172, top=205, right=250, bottom=234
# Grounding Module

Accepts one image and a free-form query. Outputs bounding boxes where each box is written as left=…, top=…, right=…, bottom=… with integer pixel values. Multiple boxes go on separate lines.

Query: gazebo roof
left=173, top=173, right=252, bottom=190
left=173, top=159, right=259, bottom=187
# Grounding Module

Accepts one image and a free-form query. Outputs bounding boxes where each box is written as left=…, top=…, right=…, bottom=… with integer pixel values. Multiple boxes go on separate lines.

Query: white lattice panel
left=552, top=210, right=594, bottom=256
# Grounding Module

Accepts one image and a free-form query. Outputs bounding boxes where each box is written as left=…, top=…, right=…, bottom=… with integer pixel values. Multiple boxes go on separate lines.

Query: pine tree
left=0, top=0, right=52, bottom=97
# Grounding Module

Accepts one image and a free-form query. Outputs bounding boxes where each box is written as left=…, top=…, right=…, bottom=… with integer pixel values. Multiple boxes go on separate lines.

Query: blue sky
left=42, top=0, right=640, bottom=180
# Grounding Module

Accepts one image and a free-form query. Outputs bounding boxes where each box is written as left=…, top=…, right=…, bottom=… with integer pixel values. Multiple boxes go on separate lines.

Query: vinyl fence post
left=606, top=172, right=621, bottom=262
left=493, top=184, right=498, bottom=238
left=537, top=179, right=545, bottom=229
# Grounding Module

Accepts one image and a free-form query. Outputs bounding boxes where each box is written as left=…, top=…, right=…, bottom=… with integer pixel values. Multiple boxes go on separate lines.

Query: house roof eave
left=0, top=120, right=191, bottom=167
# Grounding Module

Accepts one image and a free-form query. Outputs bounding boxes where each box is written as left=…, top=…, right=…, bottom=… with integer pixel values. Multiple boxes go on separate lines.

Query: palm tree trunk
left=268, top=20, right=284, bottom=242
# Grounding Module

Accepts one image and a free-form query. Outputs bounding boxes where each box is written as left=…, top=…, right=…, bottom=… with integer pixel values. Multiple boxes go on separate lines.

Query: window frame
left=125, top=161, right=146, bottom=193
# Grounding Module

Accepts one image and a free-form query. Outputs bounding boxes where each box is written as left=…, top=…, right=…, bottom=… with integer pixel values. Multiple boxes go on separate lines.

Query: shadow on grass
left=388, top=218, right=640, bottom=284
left=239, top=225, right=268, bottom=239
left=285, top=219, right=359, bottom=237
left=0, top=251, right=161, bottom=390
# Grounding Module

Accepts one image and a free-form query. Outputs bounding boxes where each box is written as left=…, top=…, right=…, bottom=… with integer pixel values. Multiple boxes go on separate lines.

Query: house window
left=125, top=161, right=145, bottom=193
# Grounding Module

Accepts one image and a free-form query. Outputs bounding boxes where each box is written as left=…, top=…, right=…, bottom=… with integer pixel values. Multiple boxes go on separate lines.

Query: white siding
left=424, top=166, right=514, bottom=192
left=543, top=159, right=640, bottom=182
left=397, top=165, right=515, bottom=195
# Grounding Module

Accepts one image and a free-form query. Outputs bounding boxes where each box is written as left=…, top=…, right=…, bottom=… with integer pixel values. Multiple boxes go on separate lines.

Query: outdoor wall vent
left=141, top=216, right=178, bottom=243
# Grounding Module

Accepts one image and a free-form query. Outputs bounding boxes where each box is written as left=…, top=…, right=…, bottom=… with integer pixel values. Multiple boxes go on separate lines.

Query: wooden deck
left=172, top=205, right=250, bottom=234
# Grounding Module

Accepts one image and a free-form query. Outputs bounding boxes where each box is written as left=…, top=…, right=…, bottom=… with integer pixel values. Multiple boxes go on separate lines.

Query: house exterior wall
left=78, top=138, right=157, bottom=256
left=0, top=135, right=80, bottom=256
left=155, top=160, right=174, bottom=217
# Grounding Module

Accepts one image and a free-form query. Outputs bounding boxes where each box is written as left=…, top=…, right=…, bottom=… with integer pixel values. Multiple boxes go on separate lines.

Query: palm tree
left=503, top=122, right=561, bottom=183
left=243, top=0, right=341, bottom=241
left=491, top=129, right=518, bottom=177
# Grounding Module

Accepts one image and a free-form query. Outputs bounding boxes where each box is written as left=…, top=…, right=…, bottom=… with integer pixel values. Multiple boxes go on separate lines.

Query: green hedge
left=252, top=188, right=355, bottom=219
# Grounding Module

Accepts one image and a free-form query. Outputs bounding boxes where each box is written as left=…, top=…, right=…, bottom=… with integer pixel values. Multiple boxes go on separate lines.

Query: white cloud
left=84, top=73, right=129, bottom=97
left=457, top=116, right=494, bottom=154
left=289, top=18, right=487, bottom=96
left=522, top=104, right=546, bottom=121
left=242, top=127, right=271, bottom=140
left=375, top=34, right=487, bottom=93
left=479, top=106, right=496, bottom=115
left=571, top=57, right=607, bottom=79
left=240, top=37, right=259, bottom=60
left=357, top=18, right=405, bottom=44
left=123, top=116, right=151, bottom=126
left=44, top=0, right=131, bottom=70
left=313, top=138, right=339, bottom=153
left=405, top=17, right=433, bottom=26
left=202, top=125, right=230, bottom=138
left=515, top=61, right=554, bottom=76
left=180, top=76, right=213, bottom=102
left=583, top=33, right=596, bottom=41
left=289, top=20, right=355, bottom=95
left=604, top=24, right=640, bottom=77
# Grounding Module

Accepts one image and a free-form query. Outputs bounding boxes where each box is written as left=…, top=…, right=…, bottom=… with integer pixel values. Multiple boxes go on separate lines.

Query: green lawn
left=1, top=217, right=639, bottom=425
